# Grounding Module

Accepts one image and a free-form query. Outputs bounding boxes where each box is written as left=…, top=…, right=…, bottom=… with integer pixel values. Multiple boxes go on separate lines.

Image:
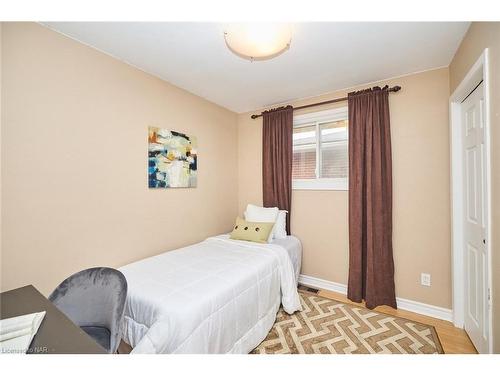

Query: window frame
left=292, top=107, right=348, bottom=191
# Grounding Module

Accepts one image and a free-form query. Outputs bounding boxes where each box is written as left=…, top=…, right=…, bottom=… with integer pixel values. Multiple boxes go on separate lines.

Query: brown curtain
left=347, top=86, right=396, bottom=309
left=262, top=105, right=293, bottom=234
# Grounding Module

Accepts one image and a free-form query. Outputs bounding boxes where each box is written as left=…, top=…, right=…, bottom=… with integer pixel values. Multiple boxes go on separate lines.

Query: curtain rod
left=250, top=85, right=401, bottom=119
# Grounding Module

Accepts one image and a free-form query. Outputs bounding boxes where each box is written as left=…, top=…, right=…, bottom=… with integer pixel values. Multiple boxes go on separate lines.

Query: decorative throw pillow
left=244, top=204, right=279, bottom=242
left=229, top=217, right=275, bottom=244
left=244, top=204, right=288, bottom=240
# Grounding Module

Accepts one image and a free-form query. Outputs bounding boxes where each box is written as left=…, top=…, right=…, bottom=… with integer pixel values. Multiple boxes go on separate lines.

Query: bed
left=119, top=234, right=302, bottom=354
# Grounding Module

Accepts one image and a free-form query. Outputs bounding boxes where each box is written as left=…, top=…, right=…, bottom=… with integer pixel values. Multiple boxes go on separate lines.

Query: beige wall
left=238, top=68, right=452, bottom=309
left=450, top=22, right=500, bottom=353
left=0, top=22, right=238, bottom=295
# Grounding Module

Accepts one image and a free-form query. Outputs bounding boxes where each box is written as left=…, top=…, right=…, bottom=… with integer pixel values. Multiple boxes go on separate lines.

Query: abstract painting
left=148, top=127, right=198, bottom=188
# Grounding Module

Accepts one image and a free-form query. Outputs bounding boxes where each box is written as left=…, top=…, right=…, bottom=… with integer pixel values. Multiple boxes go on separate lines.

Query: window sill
left=292, top=178, right=348, bottom=191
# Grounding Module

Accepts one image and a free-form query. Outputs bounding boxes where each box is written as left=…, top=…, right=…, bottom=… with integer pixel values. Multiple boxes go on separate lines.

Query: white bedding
left=272, top=235, right=302, bottom=284
left=119, top=235, right=302, bottom=354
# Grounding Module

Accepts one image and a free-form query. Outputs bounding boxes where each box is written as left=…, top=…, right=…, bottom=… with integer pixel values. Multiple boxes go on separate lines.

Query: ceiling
left=42, top=22, right=470, bottom=113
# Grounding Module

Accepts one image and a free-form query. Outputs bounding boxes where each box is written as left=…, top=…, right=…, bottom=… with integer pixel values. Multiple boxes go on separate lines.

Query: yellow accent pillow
left=229, top=217, right=275, bottom=244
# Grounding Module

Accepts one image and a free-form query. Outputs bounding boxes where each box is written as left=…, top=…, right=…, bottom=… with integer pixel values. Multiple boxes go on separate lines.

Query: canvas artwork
left=148, top=127, right=198, bottom=188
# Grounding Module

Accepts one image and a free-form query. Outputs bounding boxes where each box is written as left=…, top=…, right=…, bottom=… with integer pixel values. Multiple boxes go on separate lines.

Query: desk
left=0, top=285, right=106, bottom=354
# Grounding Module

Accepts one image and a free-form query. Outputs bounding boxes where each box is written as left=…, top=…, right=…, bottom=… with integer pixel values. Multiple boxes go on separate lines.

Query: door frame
left=449, top=48, right=492, bottom=353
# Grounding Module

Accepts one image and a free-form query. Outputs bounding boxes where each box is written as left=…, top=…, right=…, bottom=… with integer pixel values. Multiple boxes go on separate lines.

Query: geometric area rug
left=251, top=290, right=444, bottom=354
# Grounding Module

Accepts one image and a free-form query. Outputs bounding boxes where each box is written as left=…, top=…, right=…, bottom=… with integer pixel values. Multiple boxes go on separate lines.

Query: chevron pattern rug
left=252, top=290, right=444, bottom=354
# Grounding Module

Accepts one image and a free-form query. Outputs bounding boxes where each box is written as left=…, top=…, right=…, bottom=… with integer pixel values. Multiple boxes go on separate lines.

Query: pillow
left=245, top=204, right=279, bottom=222
left=244, top=204, right=279, bottom=242
left=244, top=204, right=288, bottom=240
left=273, top=210, right=288, bottom=239
left=229, top=217, right=274, bottom=244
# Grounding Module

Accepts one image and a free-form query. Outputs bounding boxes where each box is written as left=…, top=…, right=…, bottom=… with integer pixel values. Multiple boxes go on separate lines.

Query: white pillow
left=244, top=204, right=279, bottom=243
left=273, top=210, right=288, bottom=240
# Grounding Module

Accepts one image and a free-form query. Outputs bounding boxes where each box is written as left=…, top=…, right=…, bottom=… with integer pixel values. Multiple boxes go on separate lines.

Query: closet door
left=461, top=82, right=489, bottom=354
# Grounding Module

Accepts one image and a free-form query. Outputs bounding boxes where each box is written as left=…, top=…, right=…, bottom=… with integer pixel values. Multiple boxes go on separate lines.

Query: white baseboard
left=299, top=274, right=347, bottom=295
left=298, top=274, right=453, bottom=322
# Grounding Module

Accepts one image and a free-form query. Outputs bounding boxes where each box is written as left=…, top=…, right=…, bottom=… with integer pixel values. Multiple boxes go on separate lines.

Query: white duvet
left=119, top=235, right=301, bottom=354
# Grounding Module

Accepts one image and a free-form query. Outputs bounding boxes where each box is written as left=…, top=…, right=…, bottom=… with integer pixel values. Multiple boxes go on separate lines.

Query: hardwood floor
left=316, top=288, right=477, bottom=354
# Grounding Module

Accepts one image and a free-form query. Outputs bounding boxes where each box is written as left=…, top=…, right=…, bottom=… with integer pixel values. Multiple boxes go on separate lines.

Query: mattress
left=119, top=235, right=302, bottom=353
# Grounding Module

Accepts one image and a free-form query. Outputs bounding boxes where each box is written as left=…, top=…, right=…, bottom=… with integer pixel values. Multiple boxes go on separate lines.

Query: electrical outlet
left=421, top=273, right=431, bottom=287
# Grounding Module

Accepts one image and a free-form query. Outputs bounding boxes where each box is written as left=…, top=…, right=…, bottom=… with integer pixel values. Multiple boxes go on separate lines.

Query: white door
left=461, top=81, right=489, bottom=353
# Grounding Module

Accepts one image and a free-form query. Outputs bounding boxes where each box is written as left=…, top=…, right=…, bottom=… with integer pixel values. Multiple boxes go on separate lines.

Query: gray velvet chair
left=49, top=267, right=128, bottom=354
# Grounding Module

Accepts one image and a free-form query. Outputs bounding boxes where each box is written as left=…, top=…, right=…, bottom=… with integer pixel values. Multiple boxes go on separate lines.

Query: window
left=292, top=107, right=348, bottom=190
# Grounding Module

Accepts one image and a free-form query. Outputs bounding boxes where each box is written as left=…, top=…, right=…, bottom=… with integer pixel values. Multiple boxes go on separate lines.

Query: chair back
left=49, top=267, right=127, bottom=353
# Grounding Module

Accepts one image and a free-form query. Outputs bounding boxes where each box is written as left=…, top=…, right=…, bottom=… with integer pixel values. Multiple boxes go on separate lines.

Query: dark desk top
left=0, top=285, right=106, bottom=354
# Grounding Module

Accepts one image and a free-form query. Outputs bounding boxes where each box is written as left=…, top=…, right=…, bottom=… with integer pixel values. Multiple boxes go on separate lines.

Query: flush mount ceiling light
left=224, top=23, right=292, bottom=62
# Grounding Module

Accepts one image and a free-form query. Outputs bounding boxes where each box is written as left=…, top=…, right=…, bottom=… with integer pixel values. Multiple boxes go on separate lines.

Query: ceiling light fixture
left=224, top=23, right=292, bottom=62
